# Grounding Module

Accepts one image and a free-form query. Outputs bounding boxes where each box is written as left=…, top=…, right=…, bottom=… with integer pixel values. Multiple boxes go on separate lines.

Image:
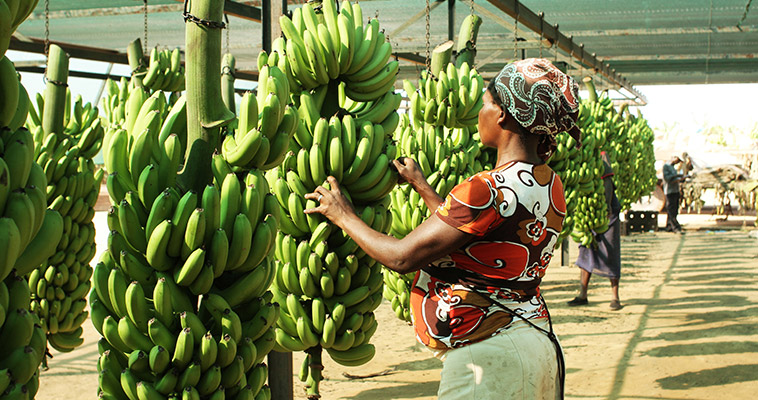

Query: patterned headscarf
left=490, top=58, right=582, bottom=157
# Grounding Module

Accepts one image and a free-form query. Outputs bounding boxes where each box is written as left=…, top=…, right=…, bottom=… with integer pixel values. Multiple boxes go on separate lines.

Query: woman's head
left=483, top=58, right=583, bottom=158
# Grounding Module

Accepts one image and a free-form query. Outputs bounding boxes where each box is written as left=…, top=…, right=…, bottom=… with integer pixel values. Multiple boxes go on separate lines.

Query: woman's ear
left=497, top=108, right=508, bottom=127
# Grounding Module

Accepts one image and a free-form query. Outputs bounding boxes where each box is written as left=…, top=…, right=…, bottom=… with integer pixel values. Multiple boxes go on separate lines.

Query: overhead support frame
left=484, top=0, right=647, bottom=105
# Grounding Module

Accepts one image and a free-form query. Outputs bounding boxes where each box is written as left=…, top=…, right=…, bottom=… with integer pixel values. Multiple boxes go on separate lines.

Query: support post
left=448, top=0, right=455, bottom=41
left=262, top=0, right=285, bottom=53
left=268, top=351, right=294, bottom=400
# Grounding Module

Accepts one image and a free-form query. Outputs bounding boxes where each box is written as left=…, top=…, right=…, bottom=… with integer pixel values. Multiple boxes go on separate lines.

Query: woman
left=568, top=151, right=623, bottom=310
left=305, top=58, right=581, bottom=399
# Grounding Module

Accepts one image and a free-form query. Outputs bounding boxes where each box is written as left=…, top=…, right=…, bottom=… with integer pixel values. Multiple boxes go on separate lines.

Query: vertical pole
left=268, top=351, right=294, bottom=400
left=561, top=239, right=569, bottom=266
left=266, top=2, right=292, bottom=398
left=448, top=0, right=455, bottom=41
left=262, top=0, right=284, bottom=53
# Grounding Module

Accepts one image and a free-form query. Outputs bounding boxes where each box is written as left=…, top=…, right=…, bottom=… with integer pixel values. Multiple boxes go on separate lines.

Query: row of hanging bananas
left=549, top=109, right=609, bottom=247
left=94, top=67, right=279, bottom=398
left=136, top=47, right=186, bottom=93
left=279, top=0, right=397, bottom=102
left=220, top=63, right=296, bottom=172
left=406, top=62, right=484, bottom=129
left=0, top=0, right=39, bottom=57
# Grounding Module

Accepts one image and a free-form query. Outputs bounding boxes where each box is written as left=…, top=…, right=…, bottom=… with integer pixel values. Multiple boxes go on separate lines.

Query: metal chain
left=44, top=0, right=50, bottom=58
left=225, top=14, right=230, bottom=54
left=470, top=0, right=474, bottom=16
left=425, top=0, right=431, bottom=74
left=144, top=0, right=148, bottom=52
left=538, top=12, right=543, bottom=58
left=513, top=16, right=518, bottom=59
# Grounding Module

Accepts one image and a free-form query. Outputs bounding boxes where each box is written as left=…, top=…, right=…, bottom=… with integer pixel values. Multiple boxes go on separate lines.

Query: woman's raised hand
left=304, top=176, right=355, bottom=227
left=393, top=157, right=427, bottom=187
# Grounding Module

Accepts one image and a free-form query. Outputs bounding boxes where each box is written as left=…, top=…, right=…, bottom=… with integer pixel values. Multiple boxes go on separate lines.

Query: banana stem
left=127, top=39, right=145, bottom=87
left=41, top=44, right=69, bottom=138
left=180, top=0, right=236, bottom=192
left=221, top=53, right=236, bottom=114
left=305, top=346, right=323, bottom=399
left=583, top=76, right=598, bottom=103
left=430, top=40, right=454, bottom=78
left=454, top=14, right=482, bottom=68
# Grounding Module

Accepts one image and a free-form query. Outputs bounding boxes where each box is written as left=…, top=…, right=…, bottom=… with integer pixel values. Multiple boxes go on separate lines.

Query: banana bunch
left=546, top=131, right=582, bottom=241
left=406, top=62, right=484, bottom=129
left=0, top=56, right=31, bottom=132
left=100, top=77, right=131, bottom=128
left=26, top=89, right=103, bottom=147
left=0, top=0, right=39, bottom=57
left=94, top=72, right=284, bottom=399
left=0, top=54, right=63, bottom=399
left=268, top=208, right=387, bottom=395
left=591, top=99, right=657, bottom=211
left=0, top=274, right=48, bottom=399
left=25, top=125, right=103, bottom=354
left=220, top=64, right=298, bottom=172
left=279, top=0, right=398, bottom=102
left=139, top=47, right=186, bottom=93
left=381, top=116, right=484, bottom=322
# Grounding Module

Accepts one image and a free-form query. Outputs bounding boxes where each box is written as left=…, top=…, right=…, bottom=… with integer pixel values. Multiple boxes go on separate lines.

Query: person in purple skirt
left=567, top=151, right=623, bottom=310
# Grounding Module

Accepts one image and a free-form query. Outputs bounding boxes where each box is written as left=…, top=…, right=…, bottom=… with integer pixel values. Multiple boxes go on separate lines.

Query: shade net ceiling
left=11, top=0, right=758, bottom=99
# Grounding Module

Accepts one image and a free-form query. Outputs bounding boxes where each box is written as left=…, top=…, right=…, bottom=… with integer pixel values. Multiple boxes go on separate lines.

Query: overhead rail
left=484, top=0, right=647, bottom=105
left=9, top=36, right=259, bottom=81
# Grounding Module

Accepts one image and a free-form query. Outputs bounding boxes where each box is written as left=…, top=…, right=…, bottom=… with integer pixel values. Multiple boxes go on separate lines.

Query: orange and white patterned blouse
left=410, top=161, right=565, bottom=350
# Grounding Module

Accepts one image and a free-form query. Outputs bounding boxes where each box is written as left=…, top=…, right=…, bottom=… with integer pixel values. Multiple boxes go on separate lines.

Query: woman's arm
left=304, top=177, right=472, bottom=275
left=393, top=158, right=444, bottom=211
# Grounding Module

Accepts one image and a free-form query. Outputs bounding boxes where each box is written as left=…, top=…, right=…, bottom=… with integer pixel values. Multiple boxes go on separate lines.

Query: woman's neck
left=495, top=128, right=543, bottom=167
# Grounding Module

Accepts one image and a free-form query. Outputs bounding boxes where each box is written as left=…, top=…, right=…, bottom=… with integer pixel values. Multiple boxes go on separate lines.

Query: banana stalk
left=221, top=53, right=236, bottom=115
left=41, top=45, right=69, bottom=138
left=127, top=38, right=145, bottom=87
left=180, top=0, right=235, bottom=193
left=430, top=40, right=454, bottom=78
left=454, top=14, right=482, bottom=68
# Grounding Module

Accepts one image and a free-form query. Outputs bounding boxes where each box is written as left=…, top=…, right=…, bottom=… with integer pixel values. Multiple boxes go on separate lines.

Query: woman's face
left=478, top=89, right=505, bottom=148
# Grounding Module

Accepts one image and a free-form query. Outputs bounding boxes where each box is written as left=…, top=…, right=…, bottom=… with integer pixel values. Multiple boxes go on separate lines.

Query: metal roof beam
left=564, top=25, right=758, bottom=38
left=172, top=0, right=262, bottom=22
left=9, top=36, right=258, bottom=81
left=26, top=4, right=183, bottom=19
left=482, top=0, right=646, bottom=105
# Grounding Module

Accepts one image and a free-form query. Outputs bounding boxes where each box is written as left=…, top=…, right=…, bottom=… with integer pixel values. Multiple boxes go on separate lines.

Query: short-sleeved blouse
left=410, top=161, right=565, bottom=350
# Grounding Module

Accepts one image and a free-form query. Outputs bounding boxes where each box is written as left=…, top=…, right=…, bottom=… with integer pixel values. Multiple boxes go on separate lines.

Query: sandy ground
left=34, top=211, right=758, bottom=400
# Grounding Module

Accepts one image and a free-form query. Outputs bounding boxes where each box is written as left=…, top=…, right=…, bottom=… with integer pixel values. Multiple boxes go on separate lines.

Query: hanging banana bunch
left=270, top=0, right=400, bottom=397
left=1, top=14, right=65, bottom=394
left=92, top=1, right=284, bottom=398
left=219, top=62, right=297, bottom=173
left=381, top=13, right=491, bottom=324
left=19, top=45, right=104, bottom=358
left=406, top=62, right=484, bottom=129
left=139, top=47, right=186, bottom=93
left=0, top=0, right=39, bottom=57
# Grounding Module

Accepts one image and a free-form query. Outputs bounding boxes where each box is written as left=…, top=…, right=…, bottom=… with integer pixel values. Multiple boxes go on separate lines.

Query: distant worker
left=568, top=152, right=623, bottom=310
left=662, top=155, right=686, bottom=233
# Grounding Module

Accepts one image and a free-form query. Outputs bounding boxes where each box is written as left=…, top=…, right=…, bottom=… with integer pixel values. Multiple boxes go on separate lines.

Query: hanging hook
left=513, top=0, right=519, bottom=60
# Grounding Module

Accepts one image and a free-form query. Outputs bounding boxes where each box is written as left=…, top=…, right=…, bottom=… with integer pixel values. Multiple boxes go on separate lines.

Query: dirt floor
left=34, top=212, right=758, bottom=400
